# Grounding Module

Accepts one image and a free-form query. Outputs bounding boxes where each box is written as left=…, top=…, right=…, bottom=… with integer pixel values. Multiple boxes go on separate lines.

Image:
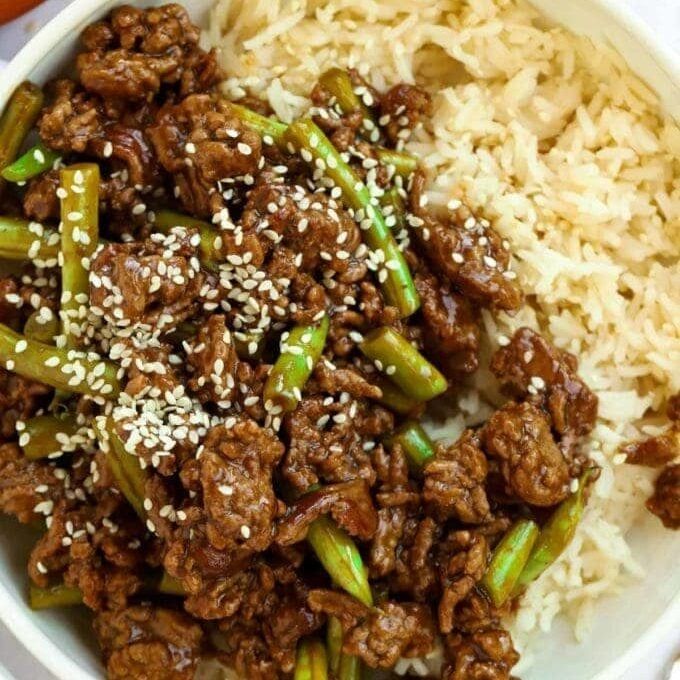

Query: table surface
left=1, top=1, right=680, bottom=679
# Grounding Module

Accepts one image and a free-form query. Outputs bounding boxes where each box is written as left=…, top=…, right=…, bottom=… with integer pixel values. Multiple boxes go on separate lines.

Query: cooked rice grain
left=205, top=0, right=680, bottom=661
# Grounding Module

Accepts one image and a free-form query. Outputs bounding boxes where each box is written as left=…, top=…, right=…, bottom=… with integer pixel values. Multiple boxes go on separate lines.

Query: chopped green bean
left=295, top=638, right=328, bottom=680
left=480, top=519, right=540, bottom=607
left=154, top=209, right=224, bottom=265
left=337, top=653, right=362, bottom=680
left=29, top=583, right=83, bottom=610
left=156, top=572, right=186, bottom=596
left=318, top=68, right=374, bottom=123
left=1, top=143, right=60, bottom=183
left=0, top=323, right=120, bottom=397
left=389, top=420, right=436, bottom=470
left=263, top=315, right=329, bottom=412
left=326, top=616, right=343, bottom=674
left=380, top=186, right=408, bottom=232
left=373, top=375, right=421, bottom=415
left=59, top=164, right=99, bottom=347
left=375, top=148, right=418, bottom=179
left=94, top=417, right=146, bottom=519
left=0, top=82, right=44, bottom=179
left=23, top=310, right=59, bottom=345
left=21, top=413, right=80, bottom=461
left=514, top=470, right=597, bottom=593
left=284, top=119, right=420, bottom=318
left=307, top=515, right=373, bottom=607
left=0, top=216, right=59, bottom=262
left=360, top=326, right=447, bottom=402
left=227, top=103, right=288, bottom=146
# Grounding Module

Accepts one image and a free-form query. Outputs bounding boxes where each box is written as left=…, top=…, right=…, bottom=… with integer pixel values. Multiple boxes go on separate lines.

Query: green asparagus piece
left=375, top=148, right=418, bottom=179
left=514, top=470, right=596, bottom=592
left=263, top=315, right=329, bottom=412
left=284, top=119, right=420, bottom=318
left=360, top=327, right=447, bottom=402
left=154, top=209, right=224, bottom=265
left=373, top=375, right=421, bottom=415
left=318, top=68, right=374, bottom=122
left=0, top=82, right=44, bottom=177
left=0, top=323, right=120, bottom=397
left=480, top=519, right=540, bottom=607
left=20, top=413, right=80, bottom=461
left=1, top=143, right=60, bottom=183
left=389, top=420, right=436, bottom=470
left=23, top=310, right=59, bottom=344
left=227, top=103, right=288, bottom=146
left=59, top=164, right=99, bottom=347
left=307, top=515, right=373, bottom=607
left=94, top=417, right=146, bottom=519
left=0, top=216, right=59, bottom=262
left=295, top=638, right=328, bottom=680
left=29, top=583, right=83, bottom=610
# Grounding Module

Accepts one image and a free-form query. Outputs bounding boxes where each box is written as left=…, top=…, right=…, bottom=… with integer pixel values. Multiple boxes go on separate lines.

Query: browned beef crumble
left=0, top=5, right=615, bottom=680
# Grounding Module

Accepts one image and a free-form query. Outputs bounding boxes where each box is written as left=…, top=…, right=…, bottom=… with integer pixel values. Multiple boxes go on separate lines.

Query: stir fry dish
left=0, top=4, right=677, bottom=680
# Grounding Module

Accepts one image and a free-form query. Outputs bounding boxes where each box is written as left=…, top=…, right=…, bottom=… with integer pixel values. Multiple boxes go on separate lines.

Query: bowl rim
left=1, top=0, right=680, bottom=679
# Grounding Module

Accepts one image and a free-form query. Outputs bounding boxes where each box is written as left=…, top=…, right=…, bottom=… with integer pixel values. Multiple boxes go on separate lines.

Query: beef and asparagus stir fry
left=0, top=4, right=676, bottom=680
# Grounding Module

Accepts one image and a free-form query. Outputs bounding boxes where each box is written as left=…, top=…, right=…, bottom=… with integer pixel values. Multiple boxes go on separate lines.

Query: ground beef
left=423, top=430, right=490, bottom=524
left=148, top=95, right=261, bottom=217
left=437, top=530, right=489, bottom=634
left=239, top=176, right=362, bottom=275
left=415, top=272, right=480, bottom=376
left=282, top=394, right=392, bottom=492
left=217, top=619, right=281, bottom=680
left=647, top=464, right=680, bottom=529
left=276, top=479, right=378, bottom=545
left=444, top=628, right=519, bottom=680
left=484, top=401, right=571, bottom=507
left=491, top=327, right=598, bottom=446
left=186, top=314, right=239, bottom=404
left=23, top=171, right=60, bottom=223
left=78, top=4, right=218, bottom=102
left=369, top=443, right=420, bottom=578
left=199, top=418, right=285, bottom=555
left=410, top=174, right=522, bottom=311
left=308, top=589, right=436, bottom=668
left=379, top=84, right=432, bottom=144
left=0, top=368, right=50, bottom=438
left=94, top=605, right=203, bottom=680
left=0, top=443, right=66, bottom=523
left=89, top=228, right=204, bottom=330
left=623, top=432, right=679, bottom=467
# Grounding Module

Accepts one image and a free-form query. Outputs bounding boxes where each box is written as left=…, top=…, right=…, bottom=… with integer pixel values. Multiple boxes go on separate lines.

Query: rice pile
left=204, top=0, right=680, bottom=667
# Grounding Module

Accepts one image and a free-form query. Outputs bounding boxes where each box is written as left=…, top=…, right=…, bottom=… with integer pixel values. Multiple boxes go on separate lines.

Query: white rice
left=204, top=0, right=680, bottom=668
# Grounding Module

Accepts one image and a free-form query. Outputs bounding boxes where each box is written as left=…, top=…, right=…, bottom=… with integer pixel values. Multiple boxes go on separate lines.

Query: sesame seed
left=103, top=141, right=113, bottom=158
left=15, top=340, right=27, bottom=353
left=240, top=525, right=251, bottom=539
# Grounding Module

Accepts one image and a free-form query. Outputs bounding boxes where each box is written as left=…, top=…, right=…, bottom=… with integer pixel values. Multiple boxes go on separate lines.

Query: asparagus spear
left=295, top=638, right=328, bottom=680
left=20, top=413, right=81, bottom=460
left=514, top=470, right=597, bottom=592
left=0, top=82, right=44, bottom=178
left=154, top=209, right=225, bottom=265
left=94, top=417, right=146, bottom=520
left=0, top=323, right=120, bottom=397
left=263, top=315, right=329, bottom=412
left=360, top=327, right=447, bottom=402
left=1, top=143, right=59, bottom=183
left=23, top=310, right=59, bottom=345
left=307, top=515, right=373, bottom=607
left=389, top=420, right=436, bottom=470
left=29, top=583, right=83, bottom=610
left=480, top=519, right=539, bottom=607
left=59, top=164, right=99, bottom=347
left=284, top=119, right=419, bottom=318
left=0, top=216, right=59, bottom=262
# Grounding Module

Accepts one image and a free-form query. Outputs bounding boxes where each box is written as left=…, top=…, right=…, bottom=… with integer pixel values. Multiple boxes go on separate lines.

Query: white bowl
left=0, top=1, right=678, bottom=679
